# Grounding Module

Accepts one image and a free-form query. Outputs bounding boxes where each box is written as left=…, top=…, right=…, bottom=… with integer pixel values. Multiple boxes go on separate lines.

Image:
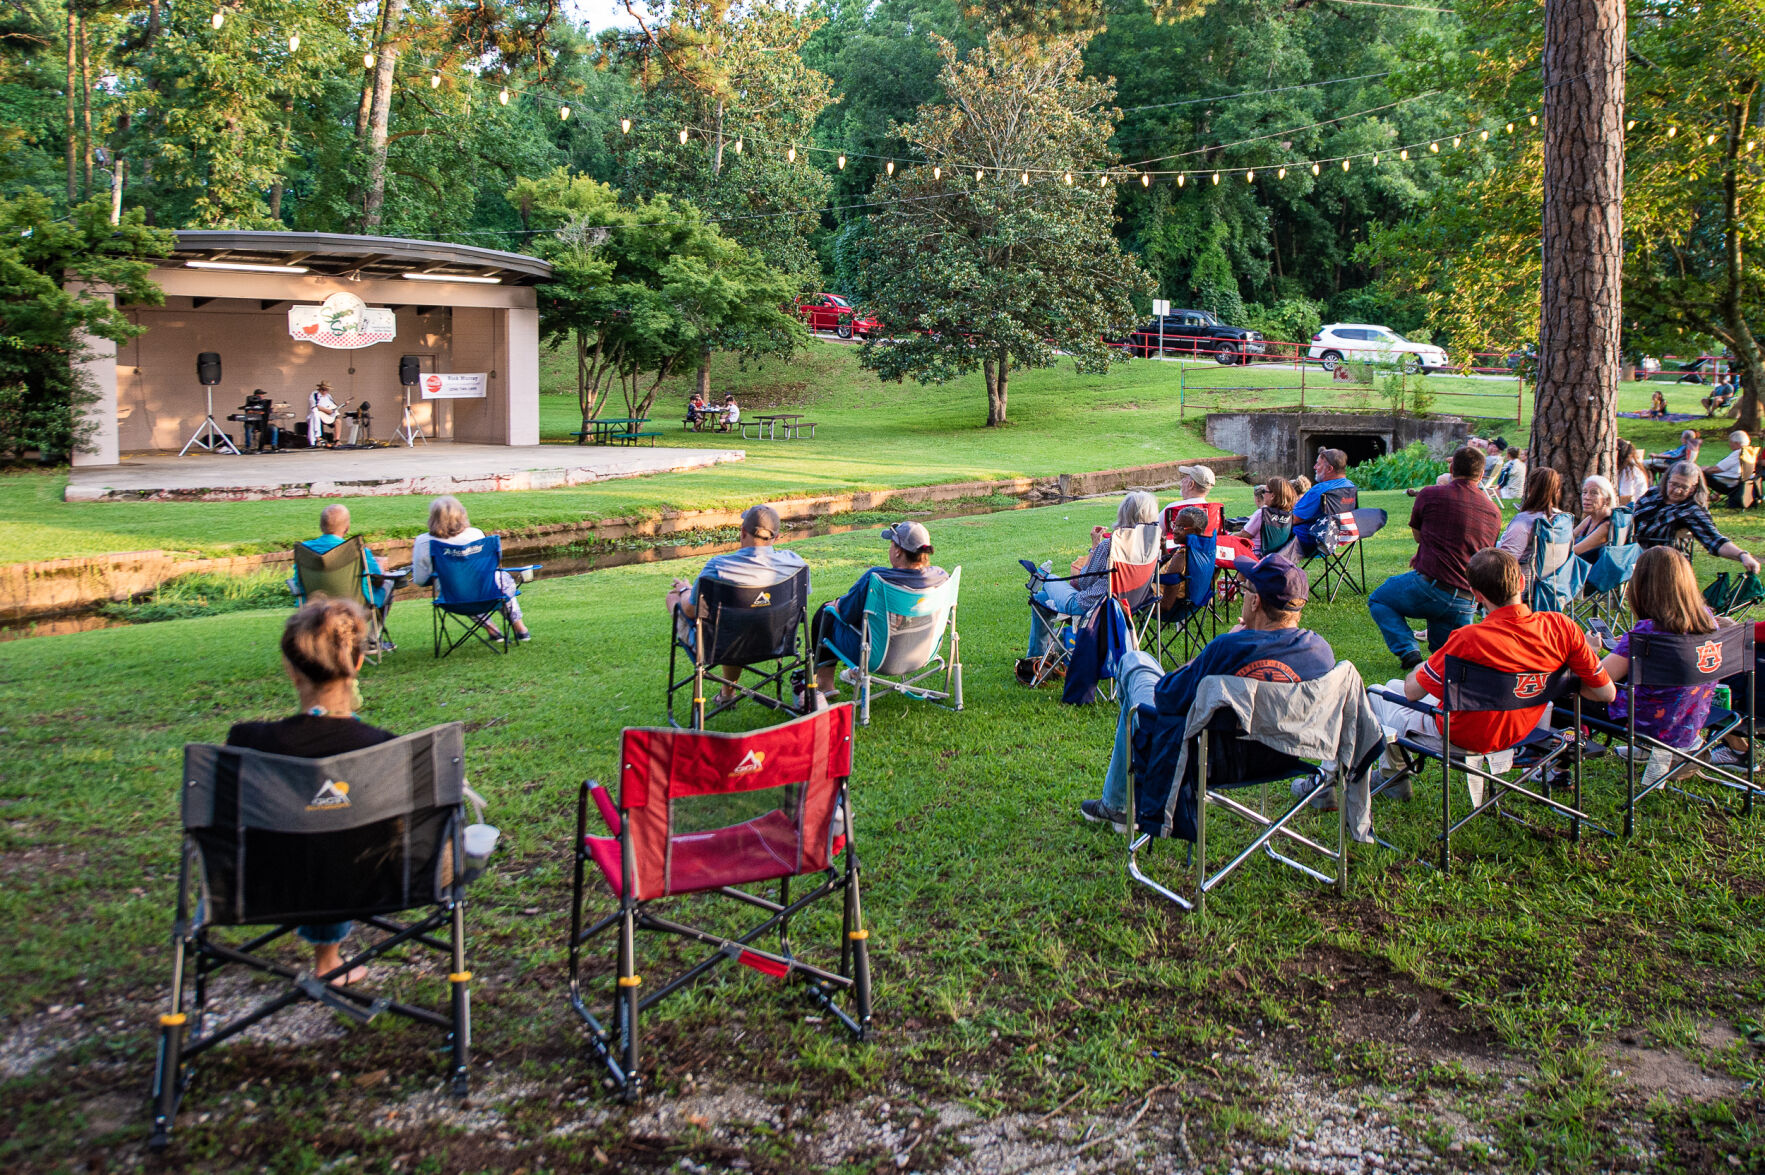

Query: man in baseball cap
left=1078, top=554, right=1338, bottom=831
left=809, top=520, right=949, bottom=699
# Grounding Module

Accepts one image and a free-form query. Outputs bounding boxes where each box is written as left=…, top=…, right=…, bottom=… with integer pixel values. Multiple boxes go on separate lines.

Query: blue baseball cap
left=1231, top=554, right=1309, bottom=611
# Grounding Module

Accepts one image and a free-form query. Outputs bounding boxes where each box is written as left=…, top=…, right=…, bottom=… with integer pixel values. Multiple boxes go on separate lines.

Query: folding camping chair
left=1526, top=513, right=1589, bottom=616
left=149, top=725, right=478, bottom=1148
left=1574, top=506, right=1640, bottom=631
left=1577, top=625, right=1759, bottom=835
left=1304, top=508, right=1386, bottom=603
left=567, top=705, right=870, bottom=1101
left=1156, top=532, right=1219, bottom=666
left=428, top=535, right=540, bottom=658
left=1372, top=660, right=1598, bottom=873
left=666, top=567, right=811, bottom=729
left=291, top=535, right=390, bottom=663
left=1021, top=524, right=1161, bottom=688
left=823, top=568, right=963, bottom=725
left=1122, top=662, right=1384, bottom=913
left=1162, top=500, right=1224, bottom=541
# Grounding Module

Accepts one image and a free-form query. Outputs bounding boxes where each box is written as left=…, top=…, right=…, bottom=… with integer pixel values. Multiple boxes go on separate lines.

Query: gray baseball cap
left=881, top=520, right=933, bottom=554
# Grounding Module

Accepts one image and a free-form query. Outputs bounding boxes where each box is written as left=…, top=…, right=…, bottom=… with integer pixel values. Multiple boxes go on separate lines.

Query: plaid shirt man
left=1631, top=485, right=1731, bottom=554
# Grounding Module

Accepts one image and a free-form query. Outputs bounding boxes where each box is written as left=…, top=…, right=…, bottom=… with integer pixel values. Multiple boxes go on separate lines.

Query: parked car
left=794, top=292, right=882, bottom=339
left=1308, top=323, right=1449, bottom=372
left=1118, top=309, right=1266, bottom=364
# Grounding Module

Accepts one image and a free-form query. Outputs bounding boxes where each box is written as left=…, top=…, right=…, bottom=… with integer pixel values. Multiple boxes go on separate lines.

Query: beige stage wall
left=75, top=266, right=540, bottom=465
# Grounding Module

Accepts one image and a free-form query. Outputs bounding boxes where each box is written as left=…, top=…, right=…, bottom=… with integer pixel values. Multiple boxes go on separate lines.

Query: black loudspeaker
left=197, top=352, right=222, bottom=386
left=399, top=355, right=421, bottom=386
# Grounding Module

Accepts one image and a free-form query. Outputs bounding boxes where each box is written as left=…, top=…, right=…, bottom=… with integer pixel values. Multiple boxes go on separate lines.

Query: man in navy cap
left=1079, top=554, right=1336, bottom=831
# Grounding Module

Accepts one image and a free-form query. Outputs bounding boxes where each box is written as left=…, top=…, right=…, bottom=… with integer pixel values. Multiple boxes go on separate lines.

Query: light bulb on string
left=1749, top=140, right=1758, bottom=153
left=1021, top=171, right=1029, bottom=185
left=1479, top=129, right=1488, bottom=141
left=1341, top=158, right=1350, bottom=171
left=288, top=33, right=300, bottom=52
left=837, top=154, right=846, bottom=170
left=933, top=165, right=941, bottom=179
left=364, top=52, right=376, bottom=69
left=559, top=105, right=570, bottom=121
left=431, top=73, right=442, bottom=89
left=1141, top=173, right=1150, bottom=187
left=733, top=137, right=743, bottom=154
left=1311, top=162, right=1320, bottom=176
left=1626, top=119, right=1636, bottom=130
left=1371, top=155, right=1379, bottom=166
left=885, top=160, right=894, bottom=175
left=1098, top=174, right=1108, bottom=188
left=1706, top=133, right=1718, bottom=146
left=212, top=12, right=224, bottom=29
left=787, top=145, right=796, bottom=162
left=1277, top=167, right=1286, bottom=179
left=679, top=128, right=689, bottom=144
left=1246, top=171, right=1254, bottom=183
left=1505, top=122, right=1514, bottom=133
left=1211, top=172, right=1220, bottom=185
left=499, top=88, right=509, bottom=105
left=1430, top=142, right=1440, bottom=153
left=1453, top=136, right=1461, bottom=148
left=1400, top=149, right=1408, bottom=160
left=975, top=169, right=983, bottom=181
left=1667, top=125, right=1678, bottom=137
left=1064, top=171, right=1073, bottom=185
left=1177, top=173, right=1185, bottom=187
left=1529, top=114, right=1538, bottom=126
left=620, top=118, right=631, bottom=134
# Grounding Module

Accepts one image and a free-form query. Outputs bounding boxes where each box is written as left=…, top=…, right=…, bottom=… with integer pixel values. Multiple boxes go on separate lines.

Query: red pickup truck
left=795, top=293, right=882, bottom=339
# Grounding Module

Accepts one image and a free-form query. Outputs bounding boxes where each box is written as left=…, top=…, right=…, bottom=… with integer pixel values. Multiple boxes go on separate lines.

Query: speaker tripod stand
left=395, top=385, right=426, bottom=447
left=179, top=385, right=241, bottom=457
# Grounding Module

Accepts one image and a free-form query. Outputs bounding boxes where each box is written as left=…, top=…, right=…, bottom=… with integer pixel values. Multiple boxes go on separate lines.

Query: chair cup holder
left=463, top=823, right=500, bottom=882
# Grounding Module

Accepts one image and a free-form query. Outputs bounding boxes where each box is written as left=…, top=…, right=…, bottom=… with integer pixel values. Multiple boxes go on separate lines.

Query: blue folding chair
left=1527, top=513, right=1589, bottom=616
left=825, top=568, right=964, bottom=725
left=1156, top=533, right=1219, bottom=667
left=429, top=535, right=539, bottom=658
left=1576, top=505, right=1640, bottom=630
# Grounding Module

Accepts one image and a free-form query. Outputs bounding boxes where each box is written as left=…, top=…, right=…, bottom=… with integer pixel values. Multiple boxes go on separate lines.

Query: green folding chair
left=291, top=536, right=387, bottom=663
left=825, top=568, right=963, bottom=726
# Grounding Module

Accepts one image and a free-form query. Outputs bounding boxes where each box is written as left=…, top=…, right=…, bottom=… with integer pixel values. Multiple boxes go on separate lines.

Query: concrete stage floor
left=65, top=442, right=745, bottom=502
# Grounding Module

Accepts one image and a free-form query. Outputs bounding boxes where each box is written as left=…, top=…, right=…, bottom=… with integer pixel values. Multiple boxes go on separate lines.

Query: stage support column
left=68, top=282, right=119, bottom=468
left=505, top=306, right=540, bottom=447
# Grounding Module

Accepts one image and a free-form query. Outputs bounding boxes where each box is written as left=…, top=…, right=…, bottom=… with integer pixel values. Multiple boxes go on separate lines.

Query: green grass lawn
left=0, top=342, right=1729, bottom=566
left=3, top=487, right=1763, bottom=1171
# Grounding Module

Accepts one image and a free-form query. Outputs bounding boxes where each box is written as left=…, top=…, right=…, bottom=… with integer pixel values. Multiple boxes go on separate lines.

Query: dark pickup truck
left=1118, top=309, right=1266, bottom=363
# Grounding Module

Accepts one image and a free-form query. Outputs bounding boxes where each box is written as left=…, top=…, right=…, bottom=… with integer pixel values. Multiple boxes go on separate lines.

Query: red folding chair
left=567, top=705, right=871, bottom=1100
left=1162, top=501, right=1224, bottom=542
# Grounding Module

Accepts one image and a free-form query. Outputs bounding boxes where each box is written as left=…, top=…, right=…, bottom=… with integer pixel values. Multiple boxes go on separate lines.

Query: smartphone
left=1586, top=618, right=1615, bottom=650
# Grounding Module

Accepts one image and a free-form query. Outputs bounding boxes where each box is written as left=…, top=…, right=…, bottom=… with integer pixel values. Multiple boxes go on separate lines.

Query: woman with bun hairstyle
left=226, top=598, right=396, bottom=985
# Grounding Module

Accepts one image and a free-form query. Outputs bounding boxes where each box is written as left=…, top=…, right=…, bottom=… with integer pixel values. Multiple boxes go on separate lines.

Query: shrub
left=1240, top=296, right=1324, bottom=346
left=1349, top=441, right=1446, bottom=490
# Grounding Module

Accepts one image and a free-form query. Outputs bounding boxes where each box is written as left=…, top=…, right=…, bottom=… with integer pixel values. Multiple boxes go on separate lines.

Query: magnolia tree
left=854, top=30, right=1150, bottom=427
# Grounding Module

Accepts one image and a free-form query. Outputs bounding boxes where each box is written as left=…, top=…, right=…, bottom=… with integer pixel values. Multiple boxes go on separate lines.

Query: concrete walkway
left=65, top=442, right=744, bottom=502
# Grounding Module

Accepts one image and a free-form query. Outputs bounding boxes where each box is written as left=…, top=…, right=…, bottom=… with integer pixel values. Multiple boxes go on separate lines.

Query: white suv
left=1308, top=323, right=1449, bottom=372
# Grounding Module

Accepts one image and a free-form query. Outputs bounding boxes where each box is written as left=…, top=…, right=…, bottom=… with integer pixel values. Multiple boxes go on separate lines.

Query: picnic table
left=573, top=417, right=655, bottom=445
left=743, top=413, right=818, bottom=441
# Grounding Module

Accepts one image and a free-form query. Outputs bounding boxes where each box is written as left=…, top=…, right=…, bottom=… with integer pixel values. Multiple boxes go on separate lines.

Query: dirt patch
left=1603, top=1022, right=1748, bottom=1102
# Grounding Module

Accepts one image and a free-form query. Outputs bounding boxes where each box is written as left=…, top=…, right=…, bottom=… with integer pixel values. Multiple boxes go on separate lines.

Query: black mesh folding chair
left=1123, top=662, right=1384, bottom=914
left=666, top=567, right=811, bottom=728
left=1572, top=626, right=1758, bottom=835
left=1303, top=507, right=1386, bottom=603
left=568, top=706, right=869, bottom=1100
left=149, top=725, right=476, bottom=1149
left=1372, top=660, right=1599, bottom=873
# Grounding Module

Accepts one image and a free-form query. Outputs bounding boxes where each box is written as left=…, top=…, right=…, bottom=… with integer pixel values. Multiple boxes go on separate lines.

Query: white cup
left=463, top=822, right=500, bottom=881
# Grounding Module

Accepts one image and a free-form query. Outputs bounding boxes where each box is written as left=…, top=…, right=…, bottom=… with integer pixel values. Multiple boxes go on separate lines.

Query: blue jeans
left=297, top=921, right=351, bottom=945
left=1027, top=580, right=1085, bottom=658
left=1098, top=651, right=1165, bottom=813
left=1367, top=570, right=1475, bottom=661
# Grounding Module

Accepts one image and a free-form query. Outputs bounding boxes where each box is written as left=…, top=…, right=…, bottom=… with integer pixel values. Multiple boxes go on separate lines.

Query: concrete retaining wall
left=1205, top=411, right=1468, bottom=480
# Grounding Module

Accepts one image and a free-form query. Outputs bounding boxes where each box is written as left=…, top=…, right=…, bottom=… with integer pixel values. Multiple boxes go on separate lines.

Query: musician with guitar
left=307, top=380, right=340, bottom=447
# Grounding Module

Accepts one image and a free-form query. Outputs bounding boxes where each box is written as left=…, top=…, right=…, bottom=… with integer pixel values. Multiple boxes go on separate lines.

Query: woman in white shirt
left=1614, top=439, right=1650, bottom=505
left=410, top=495, right=531, bottom=640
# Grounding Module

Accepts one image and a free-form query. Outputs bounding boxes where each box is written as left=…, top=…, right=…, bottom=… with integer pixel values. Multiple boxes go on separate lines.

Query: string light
left=975, top=168, right=983, bottom=181
left=559, top=105, right=569, bottom=120
left=788, top=146, right=797, bottom=162
left=1211, top=171, right=1220, bottom=184
left=885, top=160, right=893, bottom=175
left=1667, top=125, right=1678, bottom=137
left=1141, top=173, right=1150, bottom=187
left=1626, top=119, right=1636, bottom=130
left=1311, top=162, right=1320, bottom=175
left=1064, top=171, right=1073, bottom=185
left=288, top=33, right=299, bottom=52
left=1749, top=140, right=1758, bottom=152
left=1277, top=167, right=1286, bottom=179
left=1479, top=129, right=1488, bottom=141
left=499, top=88, right=509, bottom=105
left=733, top=136, right=743, bottom=154
left=1098, top=174, right=1108, bottom=188
left=837, top=154, right=846, bottom=170
left=1452, top=135, right=1461, bottom=148
left=212, top=12, right=224, bottom=29
left=1529, top=114, right=1538, bottom=125
left=679, top=128, right=689, bottom=144
left=1706, top=133, right=1717, bottom=146
left=1177, top=173, right=1185, bottom=186
left=1506, top=122, right=1514, bottom=133
left=1341, top=158, right=1350, bottom=171
left=620, top=118, right=630, bottom=134
left=1021, top=171, right=1029, bottom=185
left=1371, top=154, right=1379, bottom=166
left=364, top=52, right=376, bottom=68
left=932, top=165, right=940, bottom=179
left=1400, top=148, right=1408, bottom=160
left=1244, top=171, right=1253, bottom=183
left=431, top=73, right=442, bottom=89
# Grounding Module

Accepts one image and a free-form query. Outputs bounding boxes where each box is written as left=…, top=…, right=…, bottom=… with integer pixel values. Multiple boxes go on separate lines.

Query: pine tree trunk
left=65, top=5, right=76, bottom=205
left=79, top=15, right=92, bottom=200
left=360, top=0, right=407, bottom=231
left=1534, top=0, right=1626, bottom=509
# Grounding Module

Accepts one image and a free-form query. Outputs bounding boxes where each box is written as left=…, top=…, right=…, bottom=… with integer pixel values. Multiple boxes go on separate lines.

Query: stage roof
left=168, top=231, right=552, bottom=286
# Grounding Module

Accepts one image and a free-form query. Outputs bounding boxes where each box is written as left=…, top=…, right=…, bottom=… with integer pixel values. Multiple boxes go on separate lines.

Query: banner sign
left=288, top=292, right=396, bottom=350
left=421, top=372, right=488, bottom=399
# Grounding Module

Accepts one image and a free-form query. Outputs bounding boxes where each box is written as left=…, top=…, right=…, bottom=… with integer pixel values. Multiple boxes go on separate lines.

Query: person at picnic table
left=1591, top=546, right=1737, bottom=775
left=1496, top=467, right=1572, bottom=578
left=1646, top=388, right=1669, bottom=419
left=1076, top=554, right=1336, bottom=831
left=1368, top=446, right=1502, bottom=671
left=1571, top=475, right=1620, bottom=562
left=721, top=394, right=740, bottom=430
left=1702, top=430, right=1754, bottom=494
left=1365, top=548, right=1616, bottom=800
left=1631, top=461, right=1762, bottom=574
left=666, top=504, right=809, bottom=702
left=1291, top=448, right=1358, bottom=555
left=1615, top=439, right=1651, bottom=505
left=685, top=392, right=708, bottom=427
left=289, top=504, right=395, bottom=649
left=1233, top=477, right=1298, bottom=558
left=410, top=495, right=532, bottom=642
left=808, top=520, right=949, bottom=699
left=1018, top=491, right=1159, bottom=681
left=1156, top=505, right=1211, bottom=619
left=226, top=598, right=395, bottom=987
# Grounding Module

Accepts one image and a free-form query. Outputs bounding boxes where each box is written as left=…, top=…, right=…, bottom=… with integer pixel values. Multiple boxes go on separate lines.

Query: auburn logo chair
left=666, top=567, right=811, bottom=728
left=1372, top=659, right=1599, bottom=873
left=567, top=705, right=870, bottom=1100
left=150, top=726, right=478, bottom=1149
